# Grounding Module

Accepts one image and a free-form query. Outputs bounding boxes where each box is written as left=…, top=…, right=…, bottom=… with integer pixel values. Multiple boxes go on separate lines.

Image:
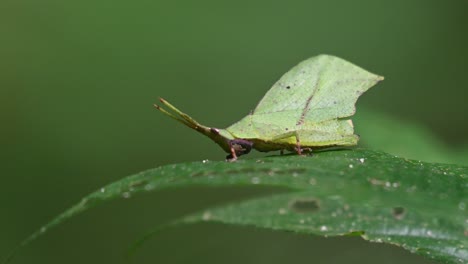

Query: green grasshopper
left=155, top=55, right=383, bottom=161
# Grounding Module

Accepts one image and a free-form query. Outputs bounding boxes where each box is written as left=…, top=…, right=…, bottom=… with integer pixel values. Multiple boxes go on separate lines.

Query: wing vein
left=296, top=67, right=324, bottom=126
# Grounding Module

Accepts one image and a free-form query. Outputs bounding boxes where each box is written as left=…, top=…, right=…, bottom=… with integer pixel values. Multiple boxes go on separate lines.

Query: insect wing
left=253, top=55, right=383, bottom=124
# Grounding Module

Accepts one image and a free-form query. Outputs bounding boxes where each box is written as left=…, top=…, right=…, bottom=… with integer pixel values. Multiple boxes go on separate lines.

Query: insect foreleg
left=226, top=139, right=254, bottom=162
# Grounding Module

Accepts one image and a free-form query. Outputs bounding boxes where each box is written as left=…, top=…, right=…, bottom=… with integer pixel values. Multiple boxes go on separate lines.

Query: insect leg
left=295, top=133, right=302, bottom=155
left=226, top=147, right=237, bottom=162
left=226, top=139, right=253, bottom=161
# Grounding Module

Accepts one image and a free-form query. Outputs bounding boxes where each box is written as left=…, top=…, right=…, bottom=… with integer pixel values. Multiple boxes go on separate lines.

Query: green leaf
left=355, top=110, right=468, bottom=166
left=6, top=149, right=467, bottom=264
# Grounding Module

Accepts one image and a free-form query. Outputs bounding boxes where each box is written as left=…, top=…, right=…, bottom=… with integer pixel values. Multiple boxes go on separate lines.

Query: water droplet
left=392, top=182, right=400, bottom=188
left=144, top=184, right=154, bottom=191
left=299, top=219, right=305, bottom=224
left=100, top=188, right=106, bottom=193
left=426, top=230, right=433, bottom=236
left=278, top=208, right=287, bottom=215
left=202, top=159, right=209, bottom=164
left=376, top=238, right=383, bottom=243
left=385, top=182, right=391, bottom=187
left=320, top=225, right=328, bottom=231
left=309, top=178, right=317, bottom=185
left=359, top=158, right=365, bottom=163
left=458, top=202, right=466, bottom=211
left=122, top=192, right=131, bottom=199
left=202, top=211, right=212, bottom=221
left=348, top=164, right=354, bottom=168
left=40, top=227, right=47, bottom=233
left=251, top=177, right=260, bottom=184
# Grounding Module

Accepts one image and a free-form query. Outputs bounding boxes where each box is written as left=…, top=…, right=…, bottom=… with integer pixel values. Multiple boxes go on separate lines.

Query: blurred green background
left=1, top=0, right=467, bottom=263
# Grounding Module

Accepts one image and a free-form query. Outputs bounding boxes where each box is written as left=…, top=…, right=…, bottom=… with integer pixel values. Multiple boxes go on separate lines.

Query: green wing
left=227, top=55, right=383, bottom=143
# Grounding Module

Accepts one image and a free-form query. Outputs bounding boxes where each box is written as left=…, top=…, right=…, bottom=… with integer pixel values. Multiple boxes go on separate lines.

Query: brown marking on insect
left=297, top=74, right=322, bottom=125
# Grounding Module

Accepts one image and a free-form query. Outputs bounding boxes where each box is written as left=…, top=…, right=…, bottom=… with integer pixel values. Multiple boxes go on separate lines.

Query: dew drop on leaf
left=309, top=178, right=317, bottom=185
left=202, top=211, right=212, bottom=221
left=458, top=202, right=466, bottom=210
left=251, top=177, right=260, bottom=184
left=278, top=208, right=287, bottom=215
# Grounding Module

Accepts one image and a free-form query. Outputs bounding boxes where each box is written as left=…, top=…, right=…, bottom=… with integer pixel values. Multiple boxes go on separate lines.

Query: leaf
left=6, top=149, right=467, bottom=264
left=355, top=110, right=468, bottom=166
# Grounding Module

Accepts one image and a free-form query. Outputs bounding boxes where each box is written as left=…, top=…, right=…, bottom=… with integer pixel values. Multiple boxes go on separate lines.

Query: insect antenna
left=153, top=103, right=192, bottom=128
left=155, top=98, right=205, bottom=130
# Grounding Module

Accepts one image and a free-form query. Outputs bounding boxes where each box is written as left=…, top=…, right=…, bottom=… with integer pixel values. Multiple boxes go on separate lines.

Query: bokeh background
left=1, top=0, right=467, bottom=263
